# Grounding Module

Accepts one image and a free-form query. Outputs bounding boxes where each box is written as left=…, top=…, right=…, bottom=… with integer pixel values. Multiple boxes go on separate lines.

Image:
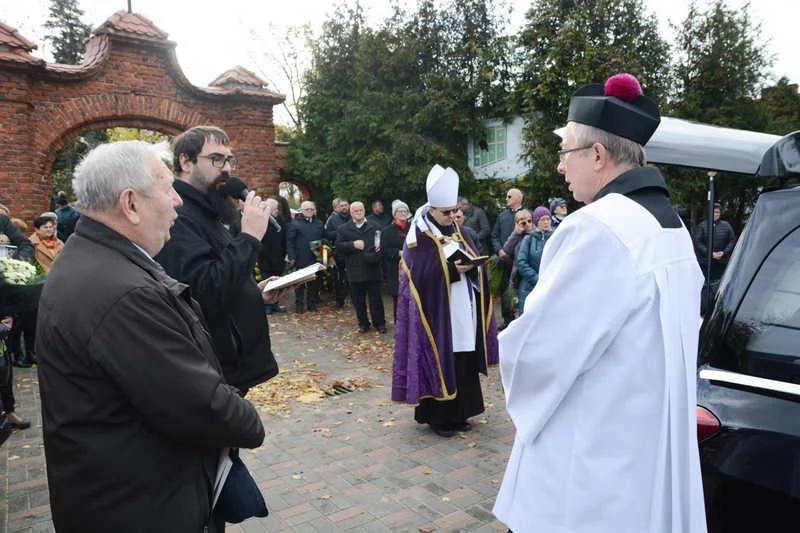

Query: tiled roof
left=0, top=22, right=43, bottom=66
left=45, top=35, right=110, bottom=74
left=210, top=66, right=268, bottom=89
left=0, top=22, right=36, bottom=51
left=94, top=11, right=169, bottom=42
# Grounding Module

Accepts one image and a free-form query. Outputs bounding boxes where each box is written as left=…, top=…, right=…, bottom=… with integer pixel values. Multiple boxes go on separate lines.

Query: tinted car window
left=713, top=227, right=800, bottom=383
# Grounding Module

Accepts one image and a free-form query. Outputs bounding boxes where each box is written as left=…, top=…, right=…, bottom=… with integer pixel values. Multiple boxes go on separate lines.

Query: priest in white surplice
left=493, top=73, right=707, bottom=533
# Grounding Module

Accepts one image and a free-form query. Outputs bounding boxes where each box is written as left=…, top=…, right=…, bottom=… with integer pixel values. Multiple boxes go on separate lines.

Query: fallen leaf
left=441, top=496, right=450, bottom=502
left=467, top=442, right=477, bottom=448
left=422, top=469, right=433, bottom=475
left=318, top=494, right=331, bottom=500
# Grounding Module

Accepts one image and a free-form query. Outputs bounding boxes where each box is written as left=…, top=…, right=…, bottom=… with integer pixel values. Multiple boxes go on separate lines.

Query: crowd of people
left=0, top=72, right=734, bottom=532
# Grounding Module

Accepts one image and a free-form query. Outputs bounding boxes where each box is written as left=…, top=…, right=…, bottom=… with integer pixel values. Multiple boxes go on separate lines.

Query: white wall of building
left=467, top=116, right=529, bottom=180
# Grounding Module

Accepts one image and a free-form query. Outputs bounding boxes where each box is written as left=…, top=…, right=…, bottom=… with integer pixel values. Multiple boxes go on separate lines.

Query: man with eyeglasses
left=156, top=126, right=280, bottom=397
left=392, top=165, right=498, bottom=438
left=491, top=188, right=525, bottom=329
left=494, top=74, right=706, bottom=533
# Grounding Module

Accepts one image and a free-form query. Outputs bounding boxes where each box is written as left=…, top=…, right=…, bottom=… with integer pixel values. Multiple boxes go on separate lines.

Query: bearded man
left=155, top=126, right=280, bottom=394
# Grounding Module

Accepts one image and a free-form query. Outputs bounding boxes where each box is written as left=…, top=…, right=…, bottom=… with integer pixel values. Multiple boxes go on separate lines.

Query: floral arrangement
left=0, top=257, right=39, bottom=285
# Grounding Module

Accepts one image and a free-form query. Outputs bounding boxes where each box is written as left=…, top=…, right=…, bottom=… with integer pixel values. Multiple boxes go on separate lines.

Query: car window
left=714, top=227, right=800, bottom=383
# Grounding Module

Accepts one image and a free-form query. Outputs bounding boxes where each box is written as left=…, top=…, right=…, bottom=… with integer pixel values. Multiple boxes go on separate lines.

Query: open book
left=443, top=241, right=490, bottom=266
left=262, top=262, right=326, bottom=292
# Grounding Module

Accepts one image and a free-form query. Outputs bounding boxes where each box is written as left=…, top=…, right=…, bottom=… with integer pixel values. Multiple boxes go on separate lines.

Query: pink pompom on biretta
left=603, top=73, right=642, bottom=102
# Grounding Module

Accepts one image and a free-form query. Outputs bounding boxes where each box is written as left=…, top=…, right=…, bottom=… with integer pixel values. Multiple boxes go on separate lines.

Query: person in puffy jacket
left=516, top=206, right=554, bottom=311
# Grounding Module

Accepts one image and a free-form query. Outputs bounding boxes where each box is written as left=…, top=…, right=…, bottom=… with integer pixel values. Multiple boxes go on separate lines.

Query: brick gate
left=0, top=11, right=288, bottom=222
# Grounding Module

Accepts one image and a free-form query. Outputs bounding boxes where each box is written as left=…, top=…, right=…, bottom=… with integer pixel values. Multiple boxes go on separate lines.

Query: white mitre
left=426, top=164, right=459, bottom=208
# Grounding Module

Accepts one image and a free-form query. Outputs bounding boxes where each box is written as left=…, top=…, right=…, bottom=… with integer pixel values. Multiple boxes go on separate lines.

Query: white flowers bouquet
left=0, top=257, right=38, bottom=284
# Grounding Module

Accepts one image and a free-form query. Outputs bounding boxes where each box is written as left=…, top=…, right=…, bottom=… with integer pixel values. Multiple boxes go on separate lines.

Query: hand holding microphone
left=223, top=177, right=281, bottom=241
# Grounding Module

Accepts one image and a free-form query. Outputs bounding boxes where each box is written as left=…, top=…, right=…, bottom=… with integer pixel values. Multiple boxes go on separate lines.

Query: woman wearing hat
left=516, top=207, right=554, bottom=312
left=380, top=200, right=410, bottom=322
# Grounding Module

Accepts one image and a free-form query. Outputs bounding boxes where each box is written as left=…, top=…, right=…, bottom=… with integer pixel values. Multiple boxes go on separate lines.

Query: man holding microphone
left=156, top=126, right=281, bottom=394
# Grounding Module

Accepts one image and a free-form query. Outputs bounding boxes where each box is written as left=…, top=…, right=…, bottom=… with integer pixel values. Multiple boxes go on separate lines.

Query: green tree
left=669, top=0, right=774, bottom=229
left=289, top=0, right=514, bottom=208
left=513, top=0, right=671, bottom=206
left=105, top=128, right=167, bottom=144
left=760, top=78, right=800, bottom=136
left=43, top=0, right=92, bottom=65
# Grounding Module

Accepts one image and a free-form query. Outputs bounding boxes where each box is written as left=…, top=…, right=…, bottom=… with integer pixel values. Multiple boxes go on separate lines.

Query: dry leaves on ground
left=343, top=338, right=394, bottom=372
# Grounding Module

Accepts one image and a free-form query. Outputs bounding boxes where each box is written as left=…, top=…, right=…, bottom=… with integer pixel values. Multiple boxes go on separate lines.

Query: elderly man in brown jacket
left=36, top=140, right=266, bottom=533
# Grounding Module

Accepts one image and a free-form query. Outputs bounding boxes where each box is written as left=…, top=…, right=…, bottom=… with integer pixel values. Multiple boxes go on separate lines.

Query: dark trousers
left=350, top=281, right=385, bottom=329
left=294, top=275, right=320, bottom=311
left=334, top=264, right=349, bottom=306
left=497, top=261, right=513, bottom=324
left=0, top=351, right=14, bottom=412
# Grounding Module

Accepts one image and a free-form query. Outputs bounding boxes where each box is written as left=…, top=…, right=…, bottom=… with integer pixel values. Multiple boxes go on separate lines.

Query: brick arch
left=34, top=96, right=213, bottom=179
left=0, top=11, right=286, bottom=223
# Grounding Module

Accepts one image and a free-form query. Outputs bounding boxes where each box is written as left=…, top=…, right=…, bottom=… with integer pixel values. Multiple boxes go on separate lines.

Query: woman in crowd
left=29, top=216, right=64, bottom=274
left=500, top=209, right=533, bottom=318
left=381, top=200, right=410, bottom=322
left=516, top=206, right=554, bottom=312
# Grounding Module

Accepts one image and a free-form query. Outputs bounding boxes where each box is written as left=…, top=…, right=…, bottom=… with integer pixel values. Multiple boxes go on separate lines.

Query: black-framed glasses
left=198, top=153, right=239, bottom=170
left=437, top=207, right=458, bottom=216
left=557, top=144, right=594, bottom=163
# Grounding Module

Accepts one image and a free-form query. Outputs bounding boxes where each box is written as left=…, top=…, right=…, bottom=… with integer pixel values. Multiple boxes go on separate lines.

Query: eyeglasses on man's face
left=198, top=153, right=238, bottom=170
left=436, top=207, right=458, bottom=216
left=517, top=218, right=532, bottom=225
left=557, top=144, right=595, bottom=163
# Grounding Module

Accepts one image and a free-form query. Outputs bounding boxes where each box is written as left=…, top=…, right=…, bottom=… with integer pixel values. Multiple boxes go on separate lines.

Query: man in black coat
left=458, top=196, right=490, bottom=255
left=336, top=201, right=386, bottom=333
left=491, top=187, right=526, bottom=329
left=36, top=140, right=264, bottom=532
left=287, top=200, right=324, bottom=313
left=155, top=126, right=280, bottom=392
left=325, top=198, right=351, bottom=307
left=258, top=197, right=289, bottom=314
left=695, top=202, right=737, bottom=307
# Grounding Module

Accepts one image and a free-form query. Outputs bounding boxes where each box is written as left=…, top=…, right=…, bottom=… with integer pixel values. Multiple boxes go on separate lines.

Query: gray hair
left=569, top=122, right=646, bottom=167
left=332, top=197, right=347, bottom=209
left=73, top=140, right=171, bottom=212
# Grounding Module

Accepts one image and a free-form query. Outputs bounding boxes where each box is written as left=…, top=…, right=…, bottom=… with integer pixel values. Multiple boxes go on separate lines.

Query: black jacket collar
left=593, top=166, right=669, bottom=202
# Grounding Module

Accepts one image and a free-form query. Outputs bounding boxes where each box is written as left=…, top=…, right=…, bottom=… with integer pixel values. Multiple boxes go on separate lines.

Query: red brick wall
left=0, top=38, right=284, bottom=223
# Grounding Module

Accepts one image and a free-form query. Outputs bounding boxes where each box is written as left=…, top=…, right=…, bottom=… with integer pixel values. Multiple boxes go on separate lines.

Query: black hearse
left=647, top=118, right=800, bottom=532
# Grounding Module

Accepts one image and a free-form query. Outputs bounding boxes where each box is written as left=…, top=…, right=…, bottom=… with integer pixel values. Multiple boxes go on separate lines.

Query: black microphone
left=223, top=177, right=281, bottom=233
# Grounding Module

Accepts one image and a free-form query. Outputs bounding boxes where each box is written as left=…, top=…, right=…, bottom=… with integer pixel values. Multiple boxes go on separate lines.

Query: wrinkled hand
left=1, top=316, right=13, bottom=328
left=354, top=240, right=365, bottom=250
left=240, top=191, right=272, bottom=241
left=712, top=251, right=724, bottom=260
left=454, top=260, right=475, bottom=274
left=258, top=277, right=290, bottom=304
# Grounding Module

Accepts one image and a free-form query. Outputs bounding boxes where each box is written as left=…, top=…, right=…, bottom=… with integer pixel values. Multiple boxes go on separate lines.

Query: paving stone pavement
left=1, top=295, right=513, bottom=532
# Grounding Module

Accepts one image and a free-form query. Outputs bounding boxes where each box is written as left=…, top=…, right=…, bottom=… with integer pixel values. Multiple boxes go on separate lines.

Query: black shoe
left=432, top=426, right=455, bottom=438
left=335, top=300, right=345, bottom=308
left=273, top=306, right=287, bottom=313
left=295, top=307, right=305, bottom=314
left=358, top=326, right=369, bottom=333
left=307, top=305, right=317, bottom=312
left=6, top=412, right=30, bottom=430
left=377, top=326, right=387, bottom=334
left=454, top=421, right=472, bottom=432
left=13, top=359, right=32, bottom=369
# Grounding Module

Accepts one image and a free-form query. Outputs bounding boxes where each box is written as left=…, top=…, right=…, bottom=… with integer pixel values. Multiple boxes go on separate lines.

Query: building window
left=473, top=125, right=506, bottom=167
